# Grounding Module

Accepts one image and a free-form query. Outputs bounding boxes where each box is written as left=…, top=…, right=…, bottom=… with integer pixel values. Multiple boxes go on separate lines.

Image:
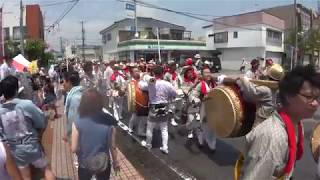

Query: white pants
left=107, top=90, right=113, bottom=108
left=198, top=103, right=216, bottom=150
left=113, top=96, right=124, bottom=121
left=197, top=122, right=216, bottom=150
left=129, top=113, right=147, bottom=135
left=146, top=121, right=168, bottom=150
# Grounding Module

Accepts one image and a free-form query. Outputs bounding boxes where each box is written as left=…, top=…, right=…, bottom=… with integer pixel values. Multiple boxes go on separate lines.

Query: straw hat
left=267, top=63, right=284, bottom=81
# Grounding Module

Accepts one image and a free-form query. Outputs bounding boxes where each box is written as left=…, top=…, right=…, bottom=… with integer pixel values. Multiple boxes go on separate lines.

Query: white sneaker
left=141, top=140, right=151, bottom=150
left=160, top=147, right=169, bottom=154
left=128, top=128, right=133, bottom=133
left=171, top=119, right=178, bottom=127
left=188, top=133, right=193, bottom=139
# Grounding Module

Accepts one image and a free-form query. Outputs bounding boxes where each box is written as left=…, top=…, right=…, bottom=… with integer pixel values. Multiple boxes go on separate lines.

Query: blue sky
left=2, top=0, right=318, bottom=50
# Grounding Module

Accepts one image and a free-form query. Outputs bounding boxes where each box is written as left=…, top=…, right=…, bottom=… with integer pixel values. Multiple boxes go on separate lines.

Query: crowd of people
left=0, top=52, right=320, bottom=180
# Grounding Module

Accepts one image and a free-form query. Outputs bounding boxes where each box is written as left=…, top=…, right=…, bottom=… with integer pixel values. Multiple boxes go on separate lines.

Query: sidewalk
left=49, top=100, right=144, bottom=180
left=110, top=149, right=144, bottom=180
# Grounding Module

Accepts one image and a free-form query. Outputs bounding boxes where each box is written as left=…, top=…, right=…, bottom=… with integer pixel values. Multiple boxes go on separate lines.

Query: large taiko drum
left=205, top=85, right=256, bottom=138
left=310, top=122, right=320, bottom=163
left=127, top=81, right=149, bottom=116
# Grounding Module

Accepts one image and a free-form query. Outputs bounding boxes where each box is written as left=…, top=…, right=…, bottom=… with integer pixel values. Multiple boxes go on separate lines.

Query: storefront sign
left=147, top=45, right=165, bottom=49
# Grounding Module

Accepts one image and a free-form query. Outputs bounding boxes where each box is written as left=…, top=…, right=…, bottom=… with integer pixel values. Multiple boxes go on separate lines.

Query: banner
left=12, top=54, right=30, bottom=72
left=28, top=60, right=39, bottom=74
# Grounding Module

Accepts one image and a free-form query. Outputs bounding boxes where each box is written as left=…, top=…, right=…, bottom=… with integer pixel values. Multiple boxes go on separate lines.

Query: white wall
left=102, top=28, right=118, bottom=61
left=3, top=3, right=26, bottom=37
left=214, top=24, right=265, bottom=49
left=204, top=26, right=215, bottom=50
left=219, top=47, right=265, bottom=70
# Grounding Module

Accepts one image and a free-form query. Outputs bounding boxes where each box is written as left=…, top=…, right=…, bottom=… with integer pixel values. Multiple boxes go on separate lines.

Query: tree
left=43, top=52, right=55, bottom=65
left=285, top=29, right=320, bottom=66
left=4, top=40, right=20, bottom=58
left=25, top=39, right=45, bottom=60
left=304, top=29, right=320, bottom=65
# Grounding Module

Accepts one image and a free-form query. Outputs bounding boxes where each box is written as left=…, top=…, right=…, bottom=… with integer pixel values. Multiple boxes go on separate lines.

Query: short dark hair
left=0, top=75, right=19, bottom=99
left=279, top=65, right=320, bottom=105
left=83, top=61, right=93, bottom=73
left=152, top=65, right=164, bottom=77
left=78, top=88, right=104, bottom=118
left=63, top=71, right=80, bottom=86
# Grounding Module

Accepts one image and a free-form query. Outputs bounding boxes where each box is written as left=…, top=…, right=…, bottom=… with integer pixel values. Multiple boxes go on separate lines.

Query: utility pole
left=60, top=37, right=63, bottom=56
left=81, top=21, right=85, bottom=61
left=294, top=0, right=298, bottom=67
left=20, top=0, right=24, bottom=55
left=134, top=0, right=138, bottom=38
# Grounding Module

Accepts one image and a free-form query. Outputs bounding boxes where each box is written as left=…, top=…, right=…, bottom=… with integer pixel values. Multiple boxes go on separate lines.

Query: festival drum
left=310, top=122, right=320, bottom=162
left=205, top=85, right=256, bottom=138
left=127, top=81, right=149, bottom=116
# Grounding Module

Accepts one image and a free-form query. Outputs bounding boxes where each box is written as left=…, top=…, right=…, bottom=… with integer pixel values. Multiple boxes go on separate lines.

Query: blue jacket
left=64, top=86, right=84, bottom=138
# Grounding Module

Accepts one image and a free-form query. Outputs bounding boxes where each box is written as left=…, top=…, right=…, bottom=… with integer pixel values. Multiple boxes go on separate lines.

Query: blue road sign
left=126, top=3, right=135, bottom=11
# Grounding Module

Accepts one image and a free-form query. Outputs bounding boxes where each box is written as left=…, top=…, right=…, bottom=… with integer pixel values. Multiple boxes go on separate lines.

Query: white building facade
left=206, top=11, right=285, bottom=70
left=100, top=17, right=207, bottom=62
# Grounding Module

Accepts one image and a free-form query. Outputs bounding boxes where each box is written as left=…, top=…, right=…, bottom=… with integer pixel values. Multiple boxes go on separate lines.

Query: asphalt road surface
left=110, top=102, right=320, bottom=180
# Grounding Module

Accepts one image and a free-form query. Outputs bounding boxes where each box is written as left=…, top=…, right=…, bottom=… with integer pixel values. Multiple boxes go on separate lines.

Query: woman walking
left=71, top=88, right=119, bottom=180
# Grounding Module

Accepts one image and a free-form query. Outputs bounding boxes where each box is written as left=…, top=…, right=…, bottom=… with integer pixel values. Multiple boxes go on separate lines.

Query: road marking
left=103, top=108, right=196, bottom=180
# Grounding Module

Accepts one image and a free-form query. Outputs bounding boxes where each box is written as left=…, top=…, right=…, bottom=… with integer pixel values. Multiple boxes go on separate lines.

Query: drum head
left=205, top=86, right=242, bottom=138
left=311, top=122, right=320, bottom=163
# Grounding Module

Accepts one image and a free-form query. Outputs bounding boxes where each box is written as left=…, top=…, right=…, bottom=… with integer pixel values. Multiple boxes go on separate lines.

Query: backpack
left=0, top=103, right=35, bottom=143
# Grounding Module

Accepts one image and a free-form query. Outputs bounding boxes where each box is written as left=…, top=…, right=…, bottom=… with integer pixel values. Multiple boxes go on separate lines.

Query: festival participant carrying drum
left=127, top=79, right=149, bottom=116
left=205, top=63, right=284, bottom=138
left=128, top=66, right=148, bottom=136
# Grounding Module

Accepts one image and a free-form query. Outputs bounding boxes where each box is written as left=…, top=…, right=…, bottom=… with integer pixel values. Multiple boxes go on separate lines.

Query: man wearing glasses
left=240, top=65, right=320, bottom=180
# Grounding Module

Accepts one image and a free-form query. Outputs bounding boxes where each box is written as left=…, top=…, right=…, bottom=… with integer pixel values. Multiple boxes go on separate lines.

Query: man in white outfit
left=104, top=61, right=114, bottom=108
left=139, top=65, right=177, bottom=154
left=110, top=64, right=126, bottom=121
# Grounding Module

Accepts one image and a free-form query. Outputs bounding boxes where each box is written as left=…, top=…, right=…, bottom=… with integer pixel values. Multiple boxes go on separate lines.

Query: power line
left=40, top=0, right=77, bottom=7
left=46, top=0, right=80, bottom=32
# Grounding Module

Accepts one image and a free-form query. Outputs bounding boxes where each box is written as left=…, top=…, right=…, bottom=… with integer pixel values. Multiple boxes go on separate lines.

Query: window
left=102, top=34, right=107, bottom=44
left=267, top=29, right=282, bottom=41
left=13, top=27, right=21, bottom=40
left=266, top=29, right=282, bottom=41
left=301, top=11, right=311, bottom=31
left=107, top=33, right=112, bottom=41
left=233, top=31, right=238, bottom=38
left=3, top=28, right=9, bottom=40
left=214, top=32, right=228, bottom=43
left=12, top=26, right=26, bottom=40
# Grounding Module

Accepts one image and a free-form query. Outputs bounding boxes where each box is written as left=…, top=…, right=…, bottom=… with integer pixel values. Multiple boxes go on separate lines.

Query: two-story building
left=100, top=17, right=207, bottom=62
left=3, top=4, right=44, bottom=42
left=264, top=4, right=317, bottom=66
left=64, top=45, right=102, bottom=61
left=204, top=11, right=284, bottom=70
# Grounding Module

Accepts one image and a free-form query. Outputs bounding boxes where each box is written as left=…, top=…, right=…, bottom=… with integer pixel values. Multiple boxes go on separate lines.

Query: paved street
left=111, top=77, right=320, bottom=180
left=115, top=112, right=320, bottom=180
